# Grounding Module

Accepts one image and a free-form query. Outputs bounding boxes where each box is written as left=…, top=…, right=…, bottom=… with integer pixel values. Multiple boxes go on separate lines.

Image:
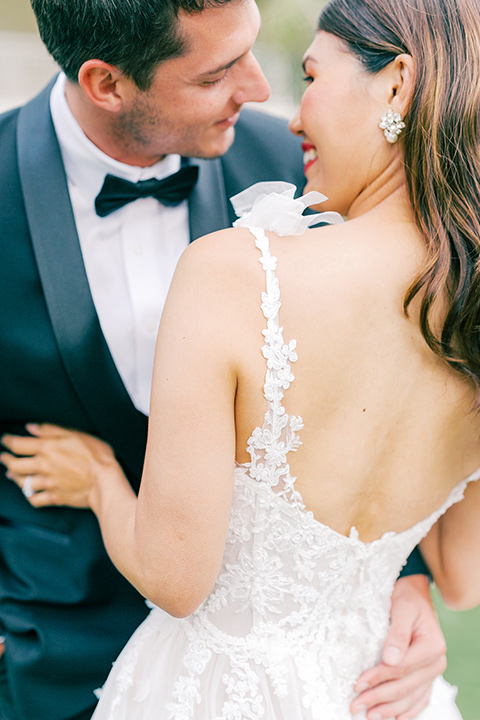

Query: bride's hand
left=0, top=423, right=121, bottom=509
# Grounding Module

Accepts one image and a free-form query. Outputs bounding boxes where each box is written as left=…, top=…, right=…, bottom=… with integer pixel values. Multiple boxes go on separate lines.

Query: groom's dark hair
left=30, top=0, right=239, bottom=91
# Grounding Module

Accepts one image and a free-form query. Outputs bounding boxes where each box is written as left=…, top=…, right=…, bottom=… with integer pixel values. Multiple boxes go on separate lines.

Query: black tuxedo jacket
left=0, top=80, right=305, bottom=720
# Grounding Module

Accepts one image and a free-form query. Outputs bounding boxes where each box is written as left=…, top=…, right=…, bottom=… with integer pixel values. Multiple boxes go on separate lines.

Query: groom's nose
left=231, top=52, right=271, bottom=106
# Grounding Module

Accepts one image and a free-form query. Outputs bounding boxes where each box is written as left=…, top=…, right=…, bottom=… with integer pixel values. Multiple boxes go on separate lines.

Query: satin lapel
left=185, top=157, right=231, bottom=241
left=17, top=85, right=147, bottom=479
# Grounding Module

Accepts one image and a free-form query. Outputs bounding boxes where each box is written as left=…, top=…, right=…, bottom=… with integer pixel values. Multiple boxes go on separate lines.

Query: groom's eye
left=200, top=72, right=228, bottom=87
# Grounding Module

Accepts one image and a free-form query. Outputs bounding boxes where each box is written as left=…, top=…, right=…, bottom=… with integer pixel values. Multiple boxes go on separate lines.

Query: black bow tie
left=95, top=165, right=199, bottom=217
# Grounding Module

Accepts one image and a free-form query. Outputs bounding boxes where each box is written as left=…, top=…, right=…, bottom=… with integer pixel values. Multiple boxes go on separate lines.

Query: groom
left=0, top=0, right=445, bottom=719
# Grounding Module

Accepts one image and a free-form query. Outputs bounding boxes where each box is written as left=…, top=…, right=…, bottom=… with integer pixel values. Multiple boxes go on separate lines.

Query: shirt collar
left=50, top=73, right=182, bottom=201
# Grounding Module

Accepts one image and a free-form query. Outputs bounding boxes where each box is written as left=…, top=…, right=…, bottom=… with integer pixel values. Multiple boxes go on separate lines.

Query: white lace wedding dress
left=91, top=184, right=478, bottom=720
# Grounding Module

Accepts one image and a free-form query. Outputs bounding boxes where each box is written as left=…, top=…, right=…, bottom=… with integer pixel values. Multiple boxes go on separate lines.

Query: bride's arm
left=420, top=478, right=480, bottom=609
left=93, top=235, right=239, bottom=616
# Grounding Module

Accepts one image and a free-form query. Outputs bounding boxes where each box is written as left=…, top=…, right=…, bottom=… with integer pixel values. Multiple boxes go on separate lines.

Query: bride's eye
left=302, top=75, right=314, bottom=85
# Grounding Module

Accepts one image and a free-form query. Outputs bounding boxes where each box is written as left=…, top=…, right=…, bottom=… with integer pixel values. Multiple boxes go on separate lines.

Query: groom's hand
left=350, top=575, right=446, bottom=719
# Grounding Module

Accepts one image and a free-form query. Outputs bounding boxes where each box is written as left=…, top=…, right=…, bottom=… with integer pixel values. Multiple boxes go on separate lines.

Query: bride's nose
left=289, top=108, right=303, bottom=137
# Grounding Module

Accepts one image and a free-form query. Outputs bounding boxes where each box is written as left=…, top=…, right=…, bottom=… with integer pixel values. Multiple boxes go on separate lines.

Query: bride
left=3, top=0, right=480, bottom=717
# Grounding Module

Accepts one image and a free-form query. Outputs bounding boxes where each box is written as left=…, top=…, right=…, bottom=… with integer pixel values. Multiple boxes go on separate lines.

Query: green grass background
left=433, top=588, right=480, bottom=720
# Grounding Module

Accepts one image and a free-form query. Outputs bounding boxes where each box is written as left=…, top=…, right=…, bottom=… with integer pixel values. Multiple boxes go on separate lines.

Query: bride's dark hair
left=320, top=0, right=480, bottom=400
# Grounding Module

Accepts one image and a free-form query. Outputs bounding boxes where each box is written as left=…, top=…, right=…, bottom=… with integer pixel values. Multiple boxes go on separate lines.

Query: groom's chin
left=194, top=126, right=237, bottom=160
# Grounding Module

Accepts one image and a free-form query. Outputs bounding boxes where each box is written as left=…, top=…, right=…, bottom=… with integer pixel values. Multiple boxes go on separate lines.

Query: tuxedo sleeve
left=399, top=547, right=432, bottom=579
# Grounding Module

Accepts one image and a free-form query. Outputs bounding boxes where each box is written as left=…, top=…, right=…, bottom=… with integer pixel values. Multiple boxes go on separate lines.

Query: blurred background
left=1, top=0, right=479, bottom=717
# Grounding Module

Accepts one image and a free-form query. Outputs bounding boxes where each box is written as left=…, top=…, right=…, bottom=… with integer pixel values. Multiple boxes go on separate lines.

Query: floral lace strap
left=241, top=225, right=303, bottom=504
left=229, top=182, right=342, bottom=502
left=250, top=226, right=281, bottom=328
left=250, top=226, right=296, bottom=413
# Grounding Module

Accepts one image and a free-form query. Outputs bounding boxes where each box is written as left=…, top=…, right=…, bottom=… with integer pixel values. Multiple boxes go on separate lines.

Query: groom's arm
left=399, top=546, right=432, bottom=578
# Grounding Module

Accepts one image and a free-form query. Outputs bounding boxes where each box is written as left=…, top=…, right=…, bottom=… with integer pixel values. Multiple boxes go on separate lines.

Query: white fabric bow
left=231, top=182, right=343, bottom=237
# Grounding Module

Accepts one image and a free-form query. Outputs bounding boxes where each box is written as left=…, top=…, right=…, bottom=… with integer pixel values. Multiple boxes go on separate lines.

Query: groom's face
left=117, top=0, right=270, bottom=165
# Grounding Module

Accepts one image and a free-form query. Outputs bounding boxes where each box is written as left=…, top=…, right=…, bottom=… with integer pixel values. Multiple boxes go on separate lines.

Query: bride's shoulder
left=169, top=227, right=269, bottom=316
left=184, top=226, right=256, bottom=255
left=303, top=214, right=423, bottom=285
left=176, top=226, right=268, bottom=278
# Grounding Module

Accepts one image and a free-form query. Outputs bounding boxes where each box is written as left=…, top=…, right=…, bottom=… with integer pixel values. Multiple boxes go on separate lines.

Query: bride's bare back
left=231, top=204, right=480, bottom=544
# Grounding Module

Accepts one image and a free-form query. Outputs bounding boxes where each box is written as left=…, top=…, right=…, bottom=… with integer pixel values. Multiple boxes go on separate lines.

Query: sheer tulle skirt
left=91, top=608, right=462, bottom=720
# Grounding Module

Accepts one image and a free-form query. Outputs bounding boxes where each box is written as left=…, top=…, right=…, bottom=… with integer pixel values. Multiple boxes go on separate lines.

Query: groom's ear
left=77, top=60, right=132, bottom=113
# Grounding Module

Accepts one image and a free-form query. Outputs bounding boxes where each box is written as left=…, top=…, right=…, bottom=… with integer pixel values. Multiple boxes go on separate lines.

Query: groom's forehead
left=158, top=1, right=260, bottom=74
left=175, top=1, right=259, bottom=53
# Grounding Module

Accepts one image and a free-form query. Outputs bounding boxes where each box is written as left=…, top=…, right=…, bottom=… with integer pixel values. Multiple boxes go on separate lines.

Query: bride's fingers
left=4, top=472, right=80, bottom=508
left=27, top=485, right=90, bottom=509
left=1, top=434, right=41, bottom=457
left=0, top=452, right=39, bottom=477
left=25, top=423, right=73, bottom=438
left=5, top=472, right=44, bottom=499
left=27, top=489, right=62, bottom=508
left=1, top=426, right=77, bottom=464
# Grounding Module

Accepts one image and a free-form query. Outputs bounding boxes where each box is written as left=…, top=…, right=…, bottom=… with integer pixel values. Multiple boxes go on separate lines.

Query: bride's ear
left=388, top=53, right=415, bottom=117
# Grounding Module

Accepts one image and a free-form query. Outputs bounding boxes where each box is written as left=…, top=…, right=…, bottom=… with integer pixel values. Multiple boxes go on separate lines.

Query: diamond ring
left=22, top=475, right=35, bottom=499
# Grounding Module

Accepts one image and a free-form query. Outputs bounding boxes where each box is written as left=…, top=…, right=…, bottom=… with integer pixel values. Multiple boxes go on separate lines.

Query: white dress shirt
left=50, top=74, right=190, bottom=415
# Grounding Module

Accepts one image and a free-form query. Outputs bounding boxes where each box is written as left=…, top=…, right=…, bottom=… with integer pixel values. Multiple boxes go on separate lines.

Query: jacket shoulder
left=0, top=107, right=21, bottom=188
left=0, top=106, right=20, bottom=143
left=0, top=80, right=56, bottom=166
